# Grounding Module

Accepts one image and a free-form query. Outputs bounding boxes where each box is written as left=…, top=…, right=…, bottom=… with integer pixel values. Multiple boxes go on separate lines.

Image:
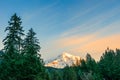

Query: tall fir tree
left=21, top=28, right=48, bottom=80
left=112, top=49, right=120, bottom=79
left=86, top=53, right=97, bottom=72
left=22, top=28, right=40, bottom=56
left=3, top=13, right=24, bottom=56
left=98, top=48, right=115, bottom=80
left=0, top=13, right=25, bottom=80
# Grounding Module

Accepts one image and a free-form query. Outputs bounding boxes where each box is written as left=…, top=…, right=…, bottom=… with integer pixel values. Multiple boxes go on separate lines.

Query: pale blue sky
left=0, top=0, right=120, bottom=61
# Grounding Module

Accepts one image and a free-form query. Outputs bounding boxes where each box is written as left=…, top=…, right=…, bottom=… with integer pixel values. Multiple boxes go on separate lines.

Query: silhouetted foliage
left=22, top=28, right=41, bottom=56
left=0, top=13, right=49, bottom=80
left=63, top=66, right=77, bottom=80
left=99, top=48, right=120, bottom=80
left=3, top=13, right=24, bottom=56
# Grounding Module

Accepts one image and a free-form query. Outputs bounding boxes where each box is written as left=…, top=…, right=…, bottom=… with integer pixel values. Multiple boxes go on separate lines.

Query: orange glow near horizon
left=53, top=34, right=120, bottom=61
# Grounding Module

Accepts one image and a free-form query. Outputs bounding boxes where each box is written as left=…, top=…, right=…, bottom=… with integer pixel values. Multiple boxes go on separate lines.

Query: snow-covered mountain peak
left=45, top=52, right=81, bottom=68
left=62, top=52, right=73, bottom=58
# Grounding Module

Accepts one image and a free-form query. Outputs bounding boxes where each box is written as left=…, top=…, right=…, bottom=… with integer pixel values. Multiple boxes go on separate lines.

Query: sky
left=0, top=0, right=120, bottom=61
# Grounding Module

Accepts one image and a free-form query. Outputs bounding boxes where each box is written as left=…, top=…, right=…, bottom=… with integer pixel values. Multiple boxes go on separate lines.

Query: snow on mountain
left=45, top=52, right=81, bottom=68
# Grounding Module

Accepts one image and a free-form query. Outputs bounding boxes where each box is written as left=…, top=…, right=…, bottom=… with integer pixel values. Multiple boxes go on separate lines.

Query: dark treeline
left=0, top=14, right=120, bottom=80
left=46, top=48, right=120, bottom=80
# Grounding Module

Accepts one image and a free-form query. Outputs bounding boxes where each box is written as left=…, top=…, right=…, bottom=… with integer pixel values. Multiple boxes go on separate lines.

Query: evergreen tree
left=50, top=70, right=62, bottom=80
left=0, top=13, right=24, bottom=80
left=78, top=54, right=102, bottom=80
left=21, top=28, right=47, bottom=80
left=86, top=53, right=97, bottom=72
left=3, top=13, right=24, bottom=56
left=98, top=48, right=115, bottom=80
left=110, top=49, right=120, bottom=79
left=63, top=66, right=77, bottom=80
left=22, top=28, right=40, bottom=56
left=80, top=59, right=88, bottom=72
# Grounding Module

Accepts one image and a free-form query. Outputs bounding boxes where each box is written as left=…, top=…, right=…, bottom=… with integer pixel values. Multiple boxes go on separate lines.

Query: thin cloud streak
left=64, top=3, right=101, bottom=24
left=61, top=6, right=120, bottom=37
left=22, top=1, right=59, bottom=23
left=96, top=20, right=120, bottom=37
left=54, top=34, right=96, bottom=49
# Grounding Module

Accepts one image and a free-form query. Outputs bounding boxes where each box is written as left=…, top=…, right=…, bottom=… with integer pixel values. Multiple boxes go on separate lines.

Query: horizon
left=0, top=0, right=120, bottom=61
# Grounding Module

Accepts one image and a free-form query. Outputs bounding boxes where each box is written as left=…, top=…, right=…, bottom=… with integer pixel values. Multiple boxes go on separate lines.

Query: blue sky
left=0, top=0, right=120, bottom=61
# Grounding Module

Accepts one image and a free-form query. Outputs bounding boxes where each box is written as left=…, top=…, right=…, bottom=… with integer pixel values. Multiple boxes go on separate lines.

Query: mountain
left=45, top=52, right=81, bottom=68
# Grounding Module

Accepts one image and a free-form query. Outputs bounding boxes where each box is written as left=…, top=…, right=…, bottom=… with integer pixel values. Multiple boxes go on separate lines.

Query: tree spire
left=3, top=13, right=24, bottom=55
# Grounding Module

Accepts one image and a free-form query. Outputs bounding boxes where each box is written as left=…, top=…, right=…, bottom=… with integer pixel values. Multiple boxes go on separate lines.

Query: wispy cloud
left=61, top=5, right=120, bottom=37
left=64, top=3, right=101, bottom=24
left=54, top=34, right=96, bottom=49
left=22, top=1, right=59, bottom=23
left=96, top=20, right=120, bottom=37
